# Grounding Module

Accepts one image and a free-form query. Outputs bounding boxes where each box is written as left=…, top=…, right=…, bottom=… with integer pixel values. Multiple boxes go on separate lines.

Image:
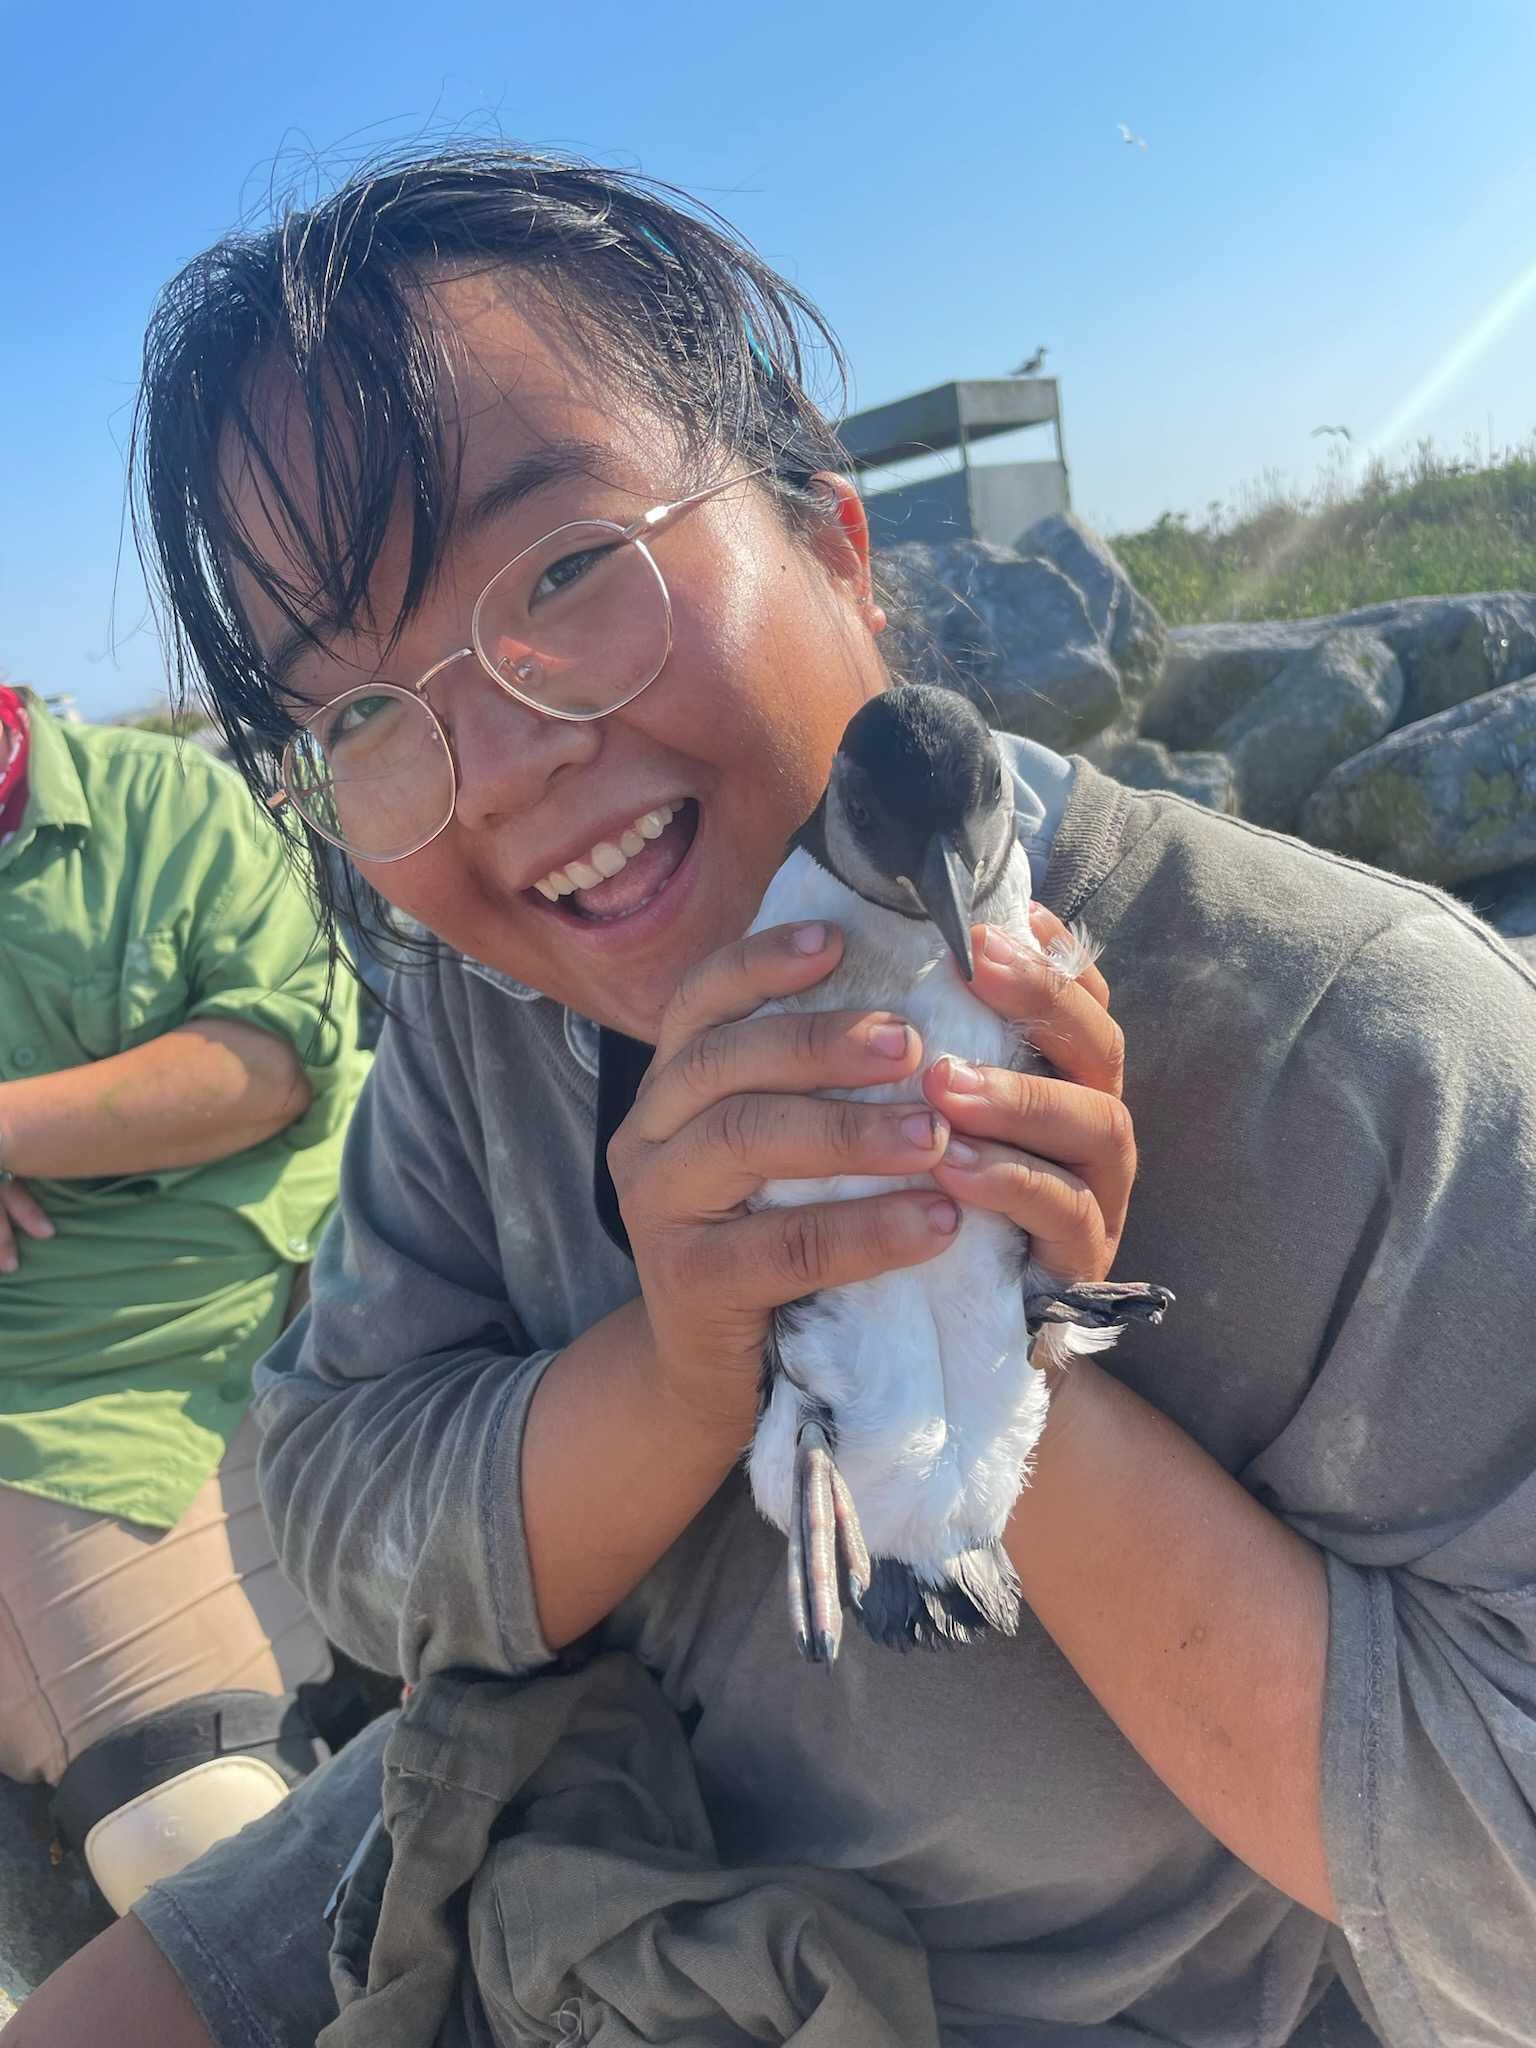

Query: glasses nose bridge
left=417, top=642, right=550, bottom=739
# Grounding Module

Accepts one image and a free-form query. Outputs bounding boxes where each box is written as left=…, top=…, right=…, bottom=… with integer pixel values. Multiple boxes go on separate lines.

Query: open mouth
left=527, top=798, right=702, bottom=926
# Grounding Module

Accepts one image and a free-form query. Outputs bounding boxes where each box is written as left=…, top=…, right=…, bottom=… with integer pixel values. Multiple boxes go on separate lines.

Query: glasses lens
left=473, top=524, right=669, bottom=719
left=285, top=685, right=453, bottom=860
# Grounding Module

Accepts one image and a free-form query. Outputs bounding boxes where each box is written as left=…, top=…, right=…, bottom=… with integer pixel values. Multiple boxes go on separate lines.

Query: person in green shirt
left=0, top=687, right=370, bottom=1912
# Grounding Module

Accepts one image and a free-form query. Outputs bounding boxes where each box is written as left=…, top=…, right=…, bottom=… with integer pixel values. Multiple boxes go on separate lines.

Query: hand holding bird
left=607, top=905, right=1143, bottom=1440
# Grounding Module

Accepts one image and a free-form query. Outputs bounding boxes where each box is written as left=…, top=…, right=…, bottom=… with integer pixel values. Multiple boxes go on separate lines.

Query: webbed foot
left=1024, top=1279, right=1175, bottom=1335
left=786, top=1415, right=871, bottom=1665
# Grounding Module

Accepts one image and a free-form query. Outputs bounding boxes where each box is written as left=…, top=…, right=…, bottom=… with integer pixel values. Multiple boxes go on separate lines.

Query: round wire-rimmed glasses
left=273, top=467, right=769, bottom=862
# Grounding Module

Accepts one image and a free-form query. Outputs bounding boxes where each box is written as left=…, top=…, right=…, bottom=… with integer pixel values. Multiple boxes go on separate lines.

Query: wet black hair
left=130, top=143, right=864, bottom=967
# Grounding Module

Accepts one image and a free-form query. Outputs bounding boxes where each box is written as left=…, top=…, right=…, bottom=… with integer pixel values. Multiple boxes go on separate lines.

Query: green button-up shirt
left=0, top=696, right=370, bottom=1527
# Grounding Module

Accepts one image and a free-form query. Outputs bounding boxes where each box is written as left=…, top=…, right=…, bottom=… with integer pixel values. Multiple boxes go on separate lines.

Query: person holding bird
left=16, top=146, right=1536, bottom=2048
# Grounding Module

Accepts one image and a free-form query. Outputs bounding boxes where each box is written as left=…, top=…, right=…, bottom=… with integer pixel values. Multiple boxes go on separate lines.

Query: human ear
left=805, top=472, right=887, bottom=637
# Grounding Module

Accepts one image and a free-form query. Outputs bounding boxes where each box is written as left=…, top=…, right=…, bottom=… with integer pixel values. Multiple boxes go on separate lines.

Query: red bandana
left=0, top=687, right=30, bottom=841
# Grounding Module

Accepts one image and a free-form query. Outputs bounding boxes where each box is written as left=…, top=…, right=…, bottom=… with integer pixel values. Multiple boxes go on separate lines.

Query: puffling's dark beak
left=917, top=833, right=978, bottom=980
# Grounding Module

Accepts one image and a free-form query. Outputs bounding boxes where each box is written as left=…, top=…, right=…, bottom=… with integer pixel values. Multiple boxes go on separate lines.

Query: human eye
left=322, top=691, right=403, bottom=753
left=530, top=542, right=618, bottom=606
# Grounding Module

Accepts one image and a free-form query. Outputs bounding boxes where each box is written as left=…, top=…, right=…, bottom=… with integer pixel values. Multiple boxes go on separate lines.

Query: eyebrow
left=460, top=437, right=612, bottom=539
left=265, top=437, right=613, bottom=692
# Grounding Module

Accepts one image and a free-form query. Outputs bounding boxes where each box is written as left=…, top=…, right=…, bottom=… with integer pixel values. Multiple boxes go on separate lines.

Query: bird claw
left=1023, top=1279, right=1175, bottom=1334
left=787, top=1416, right=872, bottom=1665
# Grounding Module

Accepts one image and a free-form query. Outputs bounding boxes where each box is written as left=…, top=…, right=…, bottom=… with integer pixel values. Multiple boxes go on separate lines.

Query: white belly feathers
left=744, top=846, right=1049, bottom=1585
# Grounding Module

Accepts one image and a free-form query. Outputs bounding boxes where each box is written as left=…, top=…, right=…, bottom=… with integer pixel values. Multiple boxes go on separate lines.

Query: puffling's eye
left=990, top=764, right=1005, bottom=801
left=846, top=797, right=872, bottom=831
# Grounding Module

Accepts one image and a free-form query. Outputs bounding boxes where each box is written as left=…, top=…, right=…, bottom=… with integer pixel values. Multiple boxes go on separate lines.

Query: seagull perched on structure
left=1118, top=122, right=1148, bottom=149
left=1311, top=424, right=1352, bottom=442
left=1010, top=345, right=1048, bottom=376
left=745, top=686, right=1172, bottom=1661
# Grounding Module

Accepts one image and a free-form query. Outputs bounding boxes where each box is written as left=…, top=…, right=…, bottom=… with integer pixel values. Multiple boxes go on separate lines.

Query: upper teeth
left=534, top=806, right=678, bottom=901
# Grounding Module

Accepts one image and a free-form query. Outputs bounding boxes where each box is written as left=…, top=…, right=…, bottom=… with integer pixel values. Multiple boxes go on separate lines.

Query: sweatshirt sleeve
left=250, top=962, right=558, bottom=1685
left=1247, top=910, right=1536, bottom=2047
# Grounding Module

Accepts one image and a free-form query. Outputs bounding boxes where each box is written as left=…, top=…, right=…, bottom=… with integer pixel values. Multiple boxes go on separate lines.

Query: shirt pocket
left=72, top=929, right=190, bottom=1059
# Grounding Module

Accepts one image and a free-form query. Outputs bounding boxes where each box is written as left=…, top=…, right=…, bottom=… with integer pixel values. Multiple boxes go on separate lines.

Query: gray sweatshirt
left=253, top=758, right=1536, bottom=2047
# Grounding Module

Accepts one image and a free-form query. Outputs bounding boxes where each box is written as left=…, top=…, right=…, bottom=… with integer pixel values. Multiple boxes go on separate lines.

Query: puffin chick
left=745, top=685, right=1172, bottom=1661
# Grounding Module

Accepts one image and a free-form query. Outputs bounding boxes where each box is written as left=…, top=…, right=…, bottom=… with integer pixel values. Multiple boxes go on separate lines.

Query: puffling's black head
left=807, top=684, right=1015, bottom=979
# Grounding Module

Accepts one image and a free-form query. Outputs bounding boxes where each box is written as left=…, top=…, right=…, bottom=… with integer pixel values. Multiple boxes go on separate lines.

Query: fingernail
left=868, top=1022, right=910, bottom=1059
left=939, top=1057, right=982, bottom=1093
left=792, top=922, right=829, bottom=954
left=926, top=1199, right=960, bottom=1235
left=982, top=926, right=1023, bottom=965
left=900, top=1111, right=946, bottom=1149
left=944, top=1136, right=980, bottom=1167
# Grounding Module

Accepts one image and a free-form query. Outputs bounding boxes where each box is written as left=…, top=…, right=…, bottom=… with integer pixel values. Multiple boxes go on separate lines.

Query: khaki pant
left=0, top=1411, right=331, bottom=1786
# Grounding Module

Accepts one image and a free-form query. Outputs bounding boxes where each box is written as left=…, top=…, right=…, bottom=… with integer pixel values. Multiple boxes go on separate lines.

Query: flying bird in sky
left=1118, top=123, right=1148, bottom=149
left=1010, top=346, right=1047, bottom=376
left=1311, top=424, right=1353, bottom=442
left=745, top=686, right=1172, bottom=1661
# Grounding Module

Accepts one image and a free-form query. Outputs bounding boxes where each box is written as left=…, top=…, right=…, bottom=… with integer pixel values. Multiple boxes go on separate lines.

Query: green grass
left=1111, top=437, right=1536, bottom=625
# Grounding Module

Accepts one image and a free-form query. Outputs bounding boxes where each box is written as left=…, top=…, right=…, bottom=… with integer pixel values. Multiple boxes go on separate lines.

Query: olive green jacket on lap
left=257, top=756, right=1536, bottom=2045
left=0, top=697, right=369, bottom=1527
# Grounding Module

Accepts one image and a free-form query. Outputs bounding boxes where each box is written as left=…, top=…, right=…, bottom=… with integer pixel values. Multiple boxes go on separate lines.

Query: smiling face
left=228, top=271, right=890, bottom=1040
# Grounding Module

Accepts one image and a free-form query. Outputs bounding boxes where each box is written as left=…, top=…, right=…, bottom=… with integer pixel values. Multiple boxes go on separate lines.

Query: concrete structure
left=840, top=378, right=1070, bottom=550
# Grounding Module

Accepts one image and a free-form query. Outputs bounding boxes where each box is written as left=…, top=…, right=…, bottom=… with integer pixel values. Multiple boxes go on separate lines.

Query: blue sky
left=5, top=0, right=1536, bottom=718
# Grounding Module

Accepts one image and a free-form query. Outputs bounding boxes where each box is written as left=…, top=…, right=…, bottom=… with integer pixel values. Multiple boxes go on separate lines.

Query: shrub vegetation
left=1111, top=437, right=1536, bottom=625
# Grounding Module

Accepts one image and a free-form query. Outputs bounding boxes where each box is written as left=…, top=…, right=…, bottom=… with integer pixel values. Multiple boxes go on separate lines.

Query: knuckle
left=1011, top=1067, right=1052, bottom=1122
left=786, top=1008, right=824, bottom=1068
left=1062, top=1179, right=1102, bottom=1241
left=713, top=1092, right=764, bottom=1163
left=666, top=961, right=709, bottom=1032
left=825, top=1096, right=866, bottom=1160
left=1099, top=1091, right=1135, bottom=1158
left=778, top=1206, right=832, bottom=1289
left=681, top=1025, right=733, bottom=1098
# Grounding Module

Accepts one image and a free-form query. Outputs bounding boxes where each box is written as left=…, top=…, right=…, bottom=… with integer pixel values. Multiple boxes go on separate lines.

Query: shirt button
left=12, top=1046, right=37, bottom=1071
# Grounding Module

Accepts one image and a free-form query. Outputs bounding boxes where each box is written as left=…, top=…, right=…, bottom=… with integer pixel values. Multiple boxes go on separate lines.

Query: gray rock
left=1095, top=736, right=1238, bottom=812
left=1141, top=620, right=1328, bottom=751
left=1141, top=593, right=1536, bottom=752
left=881, top=540, right=1124, bottom=750
left=1466, top=861, right=1536, bottom=973
left=1013, top=512, right=1169, bottom=709
left=1359, top=593, right=1536, bottom=726
left=1216, top=628, right=1405, bottom=831
left=1465, top=861, right=1536, bottom=939
left=1299, top=673, right=1536, bottom=883
left=1076, top=713, right=1141, bottom=769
